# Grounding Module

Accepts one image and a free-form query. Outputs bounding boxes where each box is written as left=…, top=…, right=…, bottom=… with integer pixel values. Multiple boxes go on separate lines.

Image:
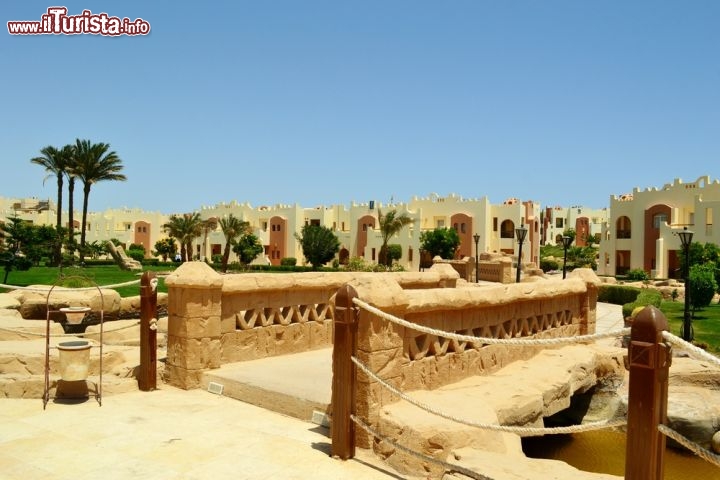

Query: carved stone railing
left=163, top=262, right=460, bottom=389
left=478, top=258, right=513, bottom=283
left=332, top=268, right=601, bottom=448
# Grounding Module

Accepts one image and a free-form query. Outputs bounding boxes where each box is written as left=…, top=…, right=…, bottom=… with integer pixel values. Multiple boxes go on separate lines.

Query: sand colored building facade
left=0, top=193, right=541, bottom=271
left=597, top=175, right=720, bottom=279
left=542, top=205, right=609, bottom=247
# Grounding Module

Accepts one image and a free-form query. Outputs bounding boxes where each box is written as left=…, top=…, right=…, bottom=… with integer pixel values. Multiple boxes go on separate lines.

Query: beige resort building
left=8, top=176, right=718, bottom=280
left=597, top=175, right=720, bottom=279
left=541, top=205, right=609, bottom=247
left=0, top=193, right=541, bottom=272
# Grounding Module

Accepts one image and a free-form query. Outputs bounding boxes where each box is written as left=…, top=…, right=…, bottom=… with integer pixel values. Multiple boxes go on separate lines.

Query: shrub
left=540, top=258, right=560, bottom=273
left=598, top=285, right=641, bottom=305
left=127, top=249, right=145, bottom=262
left=622, top=289, right=662, bottom=318
left=211, top=254, right=223, bottom=264
left=281, top=257, right=297, bottom=266
left=689, top=263, right=718, bottom=311
left=625, top=269, right=649, bottom=281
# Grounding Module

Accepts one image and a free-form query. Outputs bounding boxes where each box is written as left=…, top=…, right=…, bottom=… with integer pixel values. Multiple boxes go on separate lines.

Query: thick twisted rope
left=353, top=298, right=629, bottom=346
left=658, top=424, right=720, bottom=468
left=0, top=279, right=142, bottom=292
left=661, top=331, right=720, bottom=368
left=351, top=356, right=626, bottom=436
left=351, top=414, right=494, bottom=480
left=0, top=321, right=142, bottom=338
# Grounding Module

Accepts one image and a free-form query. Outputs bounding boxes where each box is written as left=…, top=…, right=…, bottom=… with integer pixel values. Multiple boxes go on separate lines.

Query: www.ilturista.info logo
left=7, top=7, right=150, bottom=36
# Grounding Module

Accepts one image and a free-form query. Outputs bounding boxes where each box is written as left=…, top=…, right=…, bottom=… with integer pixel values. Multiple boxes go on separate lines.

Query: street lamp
left=473, top=233, right=480, bottom=283
left=678, top=227, right=694, bottom=342
left=562, top=235, right=573, bottom=279
left=515, top=224, right=528, bottom=283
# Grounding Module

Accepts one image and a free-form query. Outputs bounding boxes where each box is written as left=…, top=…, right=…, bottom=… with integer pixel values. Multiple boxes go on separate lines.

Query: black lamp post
left=678, top=227, right=694, bottom=342
left=473, top=233, right=480, bottom=283
left=515, top=224, right=528, bottom=283
left=562, top=235, right=573, bottom=279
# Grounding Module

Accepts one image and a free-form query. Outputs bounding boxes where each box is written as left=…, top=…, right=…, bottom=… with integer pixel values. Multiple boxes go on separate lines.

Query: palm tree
left=218, top=214, right=250, bottom=272
left=73, top=139, right=126, bottom=263
left=378, top=209, right=414, bottom=267
left=30, top=144, right=74, bottom=265
left=66, top=150, right=78, bottom=251
left=162, top=215, right=185, bottom=261
left=162, top=213, right=203, bottom=262
left=200, top=217, right=218, bottom=262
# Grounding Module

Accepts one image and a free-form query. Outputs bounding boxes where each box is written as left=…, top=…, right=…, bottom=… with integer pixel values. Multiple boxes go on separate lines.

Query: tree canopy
left=295, top=224, right=339, bottom=269
left=420, top=228, right=460, bottom=260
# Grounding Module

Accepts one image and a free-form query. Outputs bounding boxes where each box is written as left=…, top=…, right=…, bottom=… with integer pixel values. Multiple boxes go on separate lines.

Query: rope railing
left=352, top=355, right=626, bottom=436
left=661, top=331, right=720, bottom=368
left=658, top=424, right=720, bottom=468
left=0, top=279, right=142, bottom=292
left=352, top=297, right=629, bottom=346
left=350, top=414, right=495, bottom=480
left=0, top=321, right=142, bottom=338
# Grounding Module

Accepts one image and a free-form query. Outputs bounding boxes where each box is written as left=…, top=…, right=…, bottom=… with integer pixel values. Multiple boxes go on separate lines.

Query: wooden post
left=624, top=305, right=671, bottom=480
left=139, top=271, right=158, bottom=391
left=330, top=284, right=359, bottom=460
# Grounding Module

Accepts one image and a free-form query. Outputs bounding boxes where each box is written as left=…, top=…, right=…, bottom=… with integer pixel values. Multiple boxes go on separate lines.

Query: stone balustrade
left=163, top=262, right=461, bottom=389
left=335, top=268, right=601, bottom=448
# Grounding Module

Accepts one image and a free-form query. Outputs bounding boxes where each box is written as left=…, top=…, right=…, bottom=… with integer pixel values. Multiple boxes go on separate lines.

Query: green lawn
left=0, top=265, right=174, bottom=297
left=659, top=300, right=720, bottom=354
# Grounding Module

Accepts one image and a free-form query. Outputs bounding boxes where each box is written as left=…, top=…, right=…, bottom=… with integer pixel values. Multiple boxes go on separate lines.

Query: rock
left=712, top=431, right=720, bottom=454
left=0, top=293, right=21, bottom=310
left=11, top=286, right=121, bottom=320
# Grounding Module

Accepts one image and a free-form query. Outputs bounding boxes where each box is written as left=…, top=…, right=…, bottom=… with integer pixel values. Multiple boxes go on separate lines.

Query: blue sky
left=2, top=1, right=718, bottom=214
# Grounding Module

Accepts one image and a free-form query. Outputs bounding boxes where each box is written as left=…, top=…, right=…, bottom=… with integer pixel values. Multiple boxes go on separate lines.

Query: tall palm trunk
left=79, top=184, right=91, bottom=263
left=67, top=176, right=75, bottom=250
left=54, top=174, right=64, bottom=265
left=222, top=242, right=232, bottom=272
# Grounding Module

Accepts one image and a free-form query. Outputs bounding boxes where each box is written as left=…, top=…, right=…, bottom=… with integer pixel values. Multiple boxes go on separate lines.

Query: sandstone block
left=163, top=364, right=204, bottom=390
left=168, top=287, right=221, bottom=319
left=168, top=314, right=221, bottom=339
left=166, top=336, right=221, bottom=370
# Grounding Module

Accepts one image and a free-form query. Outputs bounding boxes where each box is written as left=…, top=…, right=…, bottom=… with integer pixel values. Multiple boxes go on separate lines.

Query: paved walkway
left=0, top=303, right=626, bottom=480
left=0, top=388, right=405, bottom=480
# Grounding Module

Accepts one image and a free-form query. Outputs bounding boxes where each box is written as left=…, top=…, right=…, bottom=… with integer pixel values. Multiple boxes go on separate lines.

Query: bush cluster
left=540, top=258, right=559, bottom=273
left=598, top=284, right=641, bottom=305
left=622, top=289, right=663, bottom=318
left=625, top=268, right=650, bottom=281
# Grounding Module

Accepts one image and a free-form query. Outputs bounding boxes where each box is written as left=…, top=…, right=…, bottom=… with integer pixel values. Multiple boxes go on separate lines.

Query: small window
left=493, top=217, right=498, bottom=232
left=460, top=223, right=466, bottom=233
left=653, top=213, right=668, bottom=229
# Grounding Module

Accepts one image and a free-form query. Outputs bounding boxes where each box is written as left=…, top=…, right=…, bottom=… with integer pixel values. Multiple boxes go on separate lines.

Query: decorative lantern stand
left=43, top=278, right=104, bottom=409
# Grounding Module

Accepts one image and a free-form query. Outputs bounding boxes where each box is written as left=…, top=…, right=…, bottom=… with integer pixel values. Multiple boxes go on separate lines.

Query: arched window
left=616, top=216, right=631, bottom=239
left=500, top=220, right=515, bottom=238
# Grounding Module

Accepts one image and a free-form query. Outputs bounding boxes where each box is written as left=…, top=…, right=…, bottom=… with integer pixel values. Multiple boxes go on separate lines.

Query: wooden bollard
left=330, top=284, right=359, bottom=460
left=624, top=305, right=671, bottom=480
left=139, top=271, right=158, bottom=391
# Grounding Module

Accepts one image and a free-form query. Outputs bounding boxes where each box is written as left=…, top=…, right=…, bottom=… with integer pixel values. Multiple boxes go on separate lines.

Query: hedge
left=598, top=284, right=641, bottom=305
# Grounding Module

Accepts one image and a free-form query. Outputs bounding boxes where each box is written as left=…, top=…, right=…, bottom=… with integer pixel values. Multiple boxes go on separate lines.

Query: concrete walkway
left=0, top=303, right=626, bottom=480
